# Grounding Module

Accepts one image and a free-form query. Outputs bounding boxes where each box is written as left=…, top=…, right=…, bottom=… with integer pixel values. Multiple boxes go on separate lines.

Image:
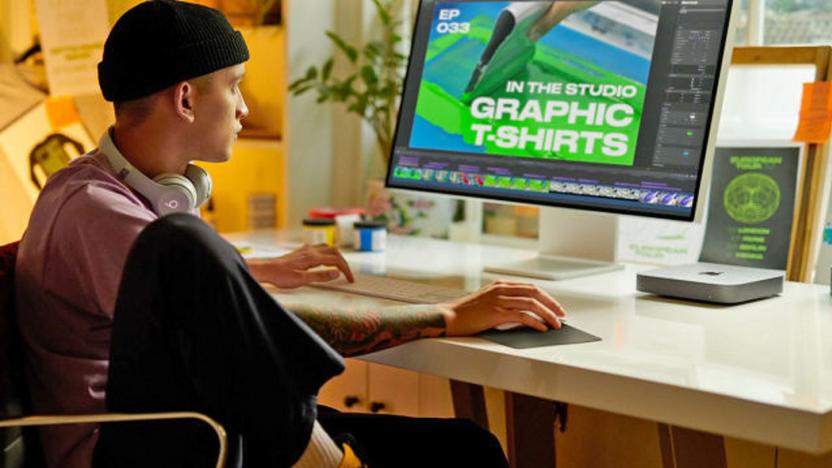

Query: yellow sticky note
left=794, top=82, right=832, bottom=143
left=794, top=115, right=832, bottom=144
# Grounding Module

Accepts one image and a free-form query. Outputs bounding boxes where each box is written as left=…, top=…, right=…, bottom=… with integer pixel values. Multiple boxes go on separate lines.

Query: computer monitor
left=386, top=0, right=738, bottom=279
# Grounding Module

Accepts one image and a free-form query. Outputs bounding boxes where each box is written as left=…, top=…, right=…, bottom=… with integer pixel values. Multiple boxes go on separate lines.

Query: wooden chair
left=0, top=241, right=228, bottom=468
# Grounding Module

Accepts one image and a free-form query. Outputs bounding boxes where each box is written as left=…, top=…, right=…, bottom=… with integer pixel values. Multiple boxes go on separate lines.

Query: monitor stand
left=484, top=208, right=623, bottom=280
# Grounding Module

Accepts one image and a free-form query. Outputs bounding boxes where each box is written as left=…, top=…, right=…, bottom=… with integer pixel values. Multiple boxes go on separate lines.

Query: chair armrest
left=0, top=411, right=227, bottom=468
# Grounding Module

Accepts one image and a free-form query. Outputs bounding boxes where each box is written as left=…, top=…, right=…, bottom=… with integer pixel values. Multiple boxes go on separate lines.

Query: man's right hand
left=439, top=280, right=567, bottom=336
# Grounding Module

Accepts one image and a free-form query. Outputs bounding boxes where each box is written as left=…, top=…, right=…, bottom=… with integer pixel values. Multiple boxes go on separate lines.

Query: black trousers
left=93, top=214, right=507, bottom=468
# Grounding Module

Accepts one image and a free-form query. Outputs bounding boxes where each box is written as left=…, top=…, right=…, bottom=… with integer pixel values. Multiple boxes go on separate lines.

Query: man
left=15, top=1, right=565, bottom=467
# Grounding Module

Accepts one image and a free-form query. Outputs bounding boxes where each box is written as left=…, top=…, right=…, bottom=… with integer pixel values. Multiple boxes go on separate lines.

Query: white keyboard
left=310, top=274, right=470, bottom=304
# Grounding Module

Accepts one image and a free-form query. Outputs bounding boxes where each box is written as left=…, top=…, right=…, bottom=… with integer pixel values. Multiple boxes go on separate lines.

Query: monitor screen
left=387, top=0, right=735, bottom=221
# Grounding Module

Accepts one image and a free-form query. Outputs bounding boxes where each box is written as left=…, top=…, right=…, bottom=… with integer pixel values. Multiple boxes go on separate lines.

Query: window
left=739, top=0, right=832, bottom=45
left=735, top=0, right=750, bottom=45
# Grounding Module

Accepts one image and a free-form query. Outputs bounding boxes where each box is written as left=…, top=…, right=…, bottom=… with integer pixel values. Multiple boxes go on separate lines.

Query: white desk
left=228, top=230, right=832, bottom=467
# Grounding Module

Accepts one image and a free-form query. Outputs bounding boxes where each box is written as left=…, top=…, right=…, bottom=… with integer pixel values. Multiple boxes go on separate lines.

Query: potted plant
left=289, top=0, right=403, bottom=167
left=289, top=0, right=454, bottom=237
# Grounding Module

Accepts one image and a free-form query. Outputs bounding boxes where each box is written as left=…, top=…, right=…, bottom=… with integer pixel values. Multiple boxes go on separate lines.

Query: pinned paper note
left=0, top=100, right=93, bottom=196
left=35, top=0, right=110, bottom=96
left=794, top=82, right=832, bottom=143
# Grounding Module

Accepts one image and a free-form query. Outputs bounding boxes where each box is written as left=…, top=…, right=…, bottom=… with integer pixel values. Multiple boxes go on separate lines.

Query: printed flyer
left=699, top=146, right=800, bottom=269
left=410, top=1, right=657, bottom=166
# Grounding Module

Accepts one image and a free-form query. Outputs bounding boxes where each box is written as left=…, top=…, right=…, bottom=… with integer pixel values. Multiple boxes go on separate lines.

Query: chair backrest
left=0, top=241, right=45, bottom=468
left=1, top=242, right=21, bottom=403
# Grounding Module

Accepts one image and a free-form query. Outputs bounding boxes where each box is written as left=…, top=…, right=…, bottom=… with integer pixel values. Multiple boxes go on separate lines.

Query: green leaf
left=341, top=76, right=357, bottom=97
left=356, top=94, right=369, bottom=115
left=326, top=31, right=358, bottom=63
left=348, top=95, right=369, bottom=117
left=330, top=79, right=351, bottom=101
left=316, top=87, right=333, bottom=103
left=291, top=84, right=315, bottom=96
left=371, top=0, right=392, bottom=26
left=361, top=65, right=378, bottom=86
left=288, top=77, right=309, bottom=91
left=322, top=58, right=334, bottom=81
left=305, top=66, right=318, bottom=80
left=330, top=82, right=346, bottom=101
left=363, top=42, right=381, bottom=61
left=379, top=83, right=396, bottom=98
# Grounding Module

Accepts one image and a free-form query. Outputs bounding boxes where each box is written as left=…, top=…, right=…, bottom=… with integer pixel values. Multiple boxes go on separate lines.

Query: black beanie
left=98, top=0, right=250, bottom=102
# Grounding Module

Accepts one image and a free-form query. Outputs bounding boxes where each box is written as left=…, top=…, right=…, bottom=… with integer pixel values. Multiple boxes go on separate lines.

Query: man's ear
left=172, top=81, right=196, bottom=123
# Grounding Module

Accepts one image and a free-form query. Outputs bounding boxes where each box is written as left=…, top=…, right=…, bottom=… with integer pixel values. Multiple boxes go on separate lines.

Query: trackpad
left=478, top=324, right=601, bottom=349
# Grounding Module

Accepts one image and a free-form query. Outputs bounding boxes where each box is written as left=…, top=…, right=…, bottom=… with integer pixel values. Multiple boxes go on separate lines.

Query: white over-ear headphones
left=99, top=128, right=212, bottom=216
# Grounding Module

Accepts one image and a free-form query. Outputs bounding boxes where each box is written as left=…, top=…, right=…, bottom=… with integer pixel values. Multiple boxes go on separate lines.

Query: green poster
left=700, top=147, right=800, bottom=269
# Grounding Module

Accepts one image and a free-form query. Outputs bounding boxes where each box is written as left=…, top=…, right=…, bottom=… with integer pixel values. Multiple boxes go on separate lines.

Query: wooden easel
left=731, top=46, right=832, bottom=282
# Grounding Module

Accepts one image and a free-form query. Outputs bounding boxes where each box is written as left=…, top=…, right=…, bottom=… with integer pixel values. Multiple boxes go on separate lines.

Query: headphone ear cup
left=153, top=173, right=198, bottom=210
left=184, top=164, right=212, bottom=208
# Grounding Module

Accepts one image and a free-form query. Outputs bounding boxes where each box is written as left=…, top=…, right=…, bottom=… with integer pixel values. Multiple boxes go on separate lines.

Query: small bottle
left=353, top=221, right=387, bottom=252
left=302, top=218, right=336, bottom=246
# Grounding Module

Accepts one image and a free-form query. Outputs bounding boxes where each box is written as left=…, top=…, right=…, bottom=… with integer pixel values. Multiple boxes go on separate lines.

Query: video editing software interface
left=387, top=0, right=734, bottom=220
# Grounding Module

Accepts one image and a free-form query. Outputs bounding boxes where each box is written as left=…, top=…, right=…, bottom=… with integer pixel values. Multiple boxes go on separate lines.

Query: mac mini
left=636, top=263, right=784, bottom=304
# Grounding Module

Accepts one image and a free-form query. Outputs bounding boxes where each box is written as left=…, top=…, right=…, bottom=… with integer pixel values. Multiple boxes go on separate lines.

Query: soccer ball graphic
left=722, top=173, right=780, bottom=224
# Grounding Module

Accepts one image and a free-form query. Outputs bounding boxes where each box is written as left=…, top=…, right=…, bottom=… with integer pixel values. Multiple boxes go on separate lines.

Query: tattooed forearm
left=286, top=304, right=447, bottom=357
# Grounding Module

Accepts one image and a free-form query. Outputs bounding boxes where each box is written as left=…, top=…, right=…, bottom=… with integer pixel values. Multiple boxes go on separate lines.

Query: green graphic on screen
left=409, top=2, right=655, bottom=167
left=722, top=173, right=781, bottom=224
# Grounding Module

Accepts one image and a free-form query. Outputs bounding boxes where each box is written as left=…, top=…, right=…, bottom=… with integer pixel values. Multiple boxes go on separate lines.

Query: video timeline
left=391, top=164, right=694, bottom=208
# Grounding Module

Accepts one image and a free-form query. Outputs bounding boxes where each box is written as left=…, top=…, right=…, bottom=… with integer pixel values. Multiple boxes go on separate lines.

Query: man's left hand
left=248, top=244, right=354, bottom=289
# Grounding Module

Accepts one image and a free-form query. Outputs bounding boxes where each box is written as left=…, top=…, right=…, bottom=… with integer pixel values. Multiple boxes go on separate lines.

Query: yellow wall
left=0, top=148, right=34, bottom=244
left=198, top=24, right=288, bottom=233
left=237, top=26, right=285, bottom=140
left=0, top=1, right=10, bottom=64
left=106, top=0, right=142, bottom=25
left=198, top=138, right=286, bottom=233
